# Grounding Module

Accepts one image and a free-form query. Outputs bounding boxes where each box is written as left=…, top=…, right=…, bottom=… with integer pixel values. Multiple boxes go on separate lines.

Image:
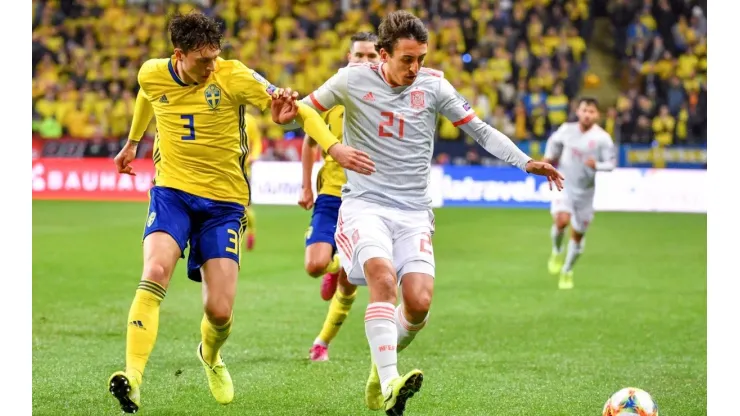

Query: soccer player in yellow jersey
left=107, top=12, right=374, bottom=414
left=297, top=32, right=380, bottom=362
left=243, top=111, right=262, bottom=251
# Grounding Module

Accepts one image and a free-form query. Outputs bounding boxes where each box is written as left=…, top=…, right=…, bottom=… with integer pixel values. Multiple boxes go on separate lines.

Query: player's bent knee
left=404, top=294, right=432, bottom=322
left=141, top=262, right=173, bottom=287
left=400, top=271, right=434, bottom=321
left=204, top=302, right=233, bottom=326
left=555, top=213, right=570, bottom=229
left=304, top=243, right=334, bottom=277
left=570, top=227, right=587, bottom=243
left=142, top=232, right=181, bottom=287
left=305, top=258, right=330, bottom=277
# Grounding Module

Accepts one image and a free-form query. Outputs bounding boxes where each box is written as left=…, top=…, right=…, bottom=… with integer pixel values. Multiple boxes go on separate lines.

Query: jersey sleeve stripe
left=452, top=112, right=476, bottom=127
left=167, top=59, right=189, bottom=87
left=309, top=93, right=328, bottom=112
left=238, top=105, right=252, bottom=205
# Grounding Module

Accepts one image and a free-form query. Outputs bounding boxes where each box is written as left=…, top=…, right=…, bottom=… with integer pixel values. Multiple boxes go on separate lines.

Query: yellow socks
left=125, top=280, right=166, bottom=383
left=316, top=288, right=357, bottom=345
left=201, top=314, right=233, bottom=366
left=323, top=254, right=341, bottom=275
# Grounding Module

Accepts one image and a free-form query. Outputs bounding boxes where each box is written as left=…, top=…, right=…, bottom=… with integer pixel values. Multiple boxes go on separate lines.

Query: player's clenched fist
left=525, top=160, right=564, bottom=191
left=114, top=140, right=138, bottom=176
left=328, top=143, right=375, bottom=176
left=298, top=187, right=315, bottom=210
left=270, top=87, right=300, bottom=124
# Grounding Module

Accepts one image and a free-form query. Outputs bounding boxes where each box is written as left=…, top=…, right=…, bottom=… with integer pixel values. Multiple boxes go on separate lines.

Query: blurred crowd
left=608, top=0, right=707, bottom=146
left=31, top=0, right=706, bottom=165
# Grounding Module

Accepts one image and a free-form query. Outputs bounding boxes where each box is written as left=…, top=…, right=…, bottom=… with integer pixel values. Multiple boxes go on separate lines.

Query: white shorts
left=550, top=193, right=594, bottom=234
left=335, top=198, right=436, bottom=286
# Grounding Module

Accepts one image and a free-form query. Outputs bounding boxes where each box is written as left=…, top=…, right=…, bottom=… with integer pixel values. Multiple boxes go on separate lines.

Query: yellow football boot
left=365, top=362, right=384, bottom=410
left=548, top=251, right=565, bottom=275
left=108, top=371, right=141, bottom=414
left=383, top=369, right=424, bottom=416
left=197, top=342, right=234, bottom=405
left=559, top=270, right=574, bottom=290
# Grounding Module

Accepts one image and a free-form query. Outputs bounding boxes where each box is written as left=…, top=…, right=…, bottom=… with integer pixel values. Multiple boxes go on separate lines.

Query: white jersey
left=301, top=62, right=531, bottom=210
left=543, top=122, right=616, bottom=200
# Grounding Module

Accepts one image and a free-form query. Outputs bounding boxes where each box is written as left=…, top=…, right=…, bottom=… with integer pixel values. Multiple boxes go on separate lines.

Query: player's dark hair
left=169, top=11, right=223, bottom=53
left=375, top=11, right=428, bottom=55
left=578, top=96, right=599, bottom=108
left=350, top=31, right=379, bottom=50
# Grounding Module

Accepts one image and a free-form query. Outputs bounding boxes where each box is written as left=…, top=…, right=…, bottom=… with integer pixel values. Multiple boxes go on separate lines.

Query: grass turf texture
left=32, top=201, right=706, bottom=415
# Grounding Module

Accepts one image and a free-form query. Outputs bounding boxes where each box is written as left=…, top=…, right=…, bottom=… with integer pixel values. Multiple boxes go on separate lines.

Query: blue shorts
left=305, top=194, right=342, bottom=250
left=143, top=186, right=247, bottom=282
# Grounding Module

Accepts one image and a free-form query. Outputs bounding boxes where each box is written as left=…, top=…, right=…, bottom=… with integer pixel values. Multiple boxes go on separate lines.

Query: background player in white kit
left=280, top=11, right=563, bottom=416
left=543, top=97, right=616, bottom=290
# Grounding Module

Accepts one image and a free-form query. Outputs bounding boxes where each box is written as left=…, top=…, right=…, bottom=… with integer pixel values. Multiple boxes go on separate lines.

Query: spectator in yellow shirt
left=652, top=105, right=676, bottom=147
left=546, top=83, right=569, bottom=127
left=34, top=90, right=58, bottom=120
left=675, top=104, right=689, bottom=142
left=513, top=102, right=529, bottom=140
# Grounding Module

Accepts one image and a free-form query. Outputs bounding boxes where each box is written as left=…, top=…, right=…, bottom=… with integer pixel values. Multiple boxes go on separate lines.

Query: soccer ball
left=602, top=387, right=659, bottom=416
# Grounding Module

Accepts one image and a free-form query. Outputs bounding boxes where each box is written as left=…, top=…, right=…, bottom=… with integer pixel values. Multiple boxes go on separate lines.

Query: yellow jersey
left=132, top=56, right=276, bottom=206
left=316, top=105, right=346, bottom=198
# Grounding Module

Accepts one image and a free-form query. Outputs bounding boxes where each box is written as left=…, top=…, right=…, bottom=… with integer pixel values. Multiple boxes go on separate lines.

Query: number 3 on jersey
left=181, top=114, right=196, bottom=140
left=378, top=111, right=405, bottom=139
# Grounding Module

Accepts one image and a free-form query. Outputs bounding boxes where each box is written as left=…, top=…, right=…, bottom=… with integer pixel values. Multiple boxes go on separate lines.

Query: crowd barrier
left=31, top=159, right=706, bottom=213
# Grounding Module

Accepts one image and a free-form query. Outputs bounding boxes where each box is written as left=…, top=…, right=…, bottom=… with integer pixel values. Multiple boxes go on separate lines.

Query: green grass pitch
left=32, top=201, right=706, bottom=415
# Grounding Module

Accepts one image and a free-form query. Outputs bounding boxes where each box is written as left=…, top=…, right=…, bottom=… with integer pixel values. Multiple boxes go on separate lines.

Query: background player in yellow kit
left=297, top=32, right=380, bottom=362
left=243, top=111, right=262, bottom=251
left=107, top=12, right=374, bottom=414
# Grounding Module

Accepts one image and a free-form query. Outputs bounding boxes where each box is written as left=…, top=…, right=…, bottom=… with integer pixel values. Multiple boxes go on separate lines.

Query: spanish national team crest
left=410, top=90, right=425, bottom=109
left=204, top=84, right=221, bottom=110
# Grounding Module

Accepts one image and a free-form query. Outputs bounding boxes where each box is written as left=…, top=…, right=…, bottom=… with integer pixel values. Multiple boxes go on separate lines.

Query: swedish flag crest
left=204, top=84, right=221, bottom=110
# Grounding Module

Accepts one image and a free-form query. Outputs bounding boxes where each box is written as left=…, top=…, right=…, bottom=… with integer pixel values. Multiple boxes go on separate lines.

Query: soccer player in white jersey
left=543, top=97, right=616, bottom=290
left=277, top=11, right=563, bottom=415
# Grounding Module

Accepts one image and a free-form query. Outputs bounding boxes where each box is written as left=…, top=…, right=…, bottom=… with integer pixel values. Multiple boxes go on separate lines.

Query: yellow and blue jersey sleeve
left=316, top=105, right=347, bottom=198
left=227, top=61, right=276, bottom=112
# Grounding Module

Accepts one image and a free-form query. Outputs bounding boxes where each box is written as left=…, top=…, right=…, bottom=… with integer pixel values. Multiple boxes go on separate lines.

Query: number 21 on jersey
left=378, top=111, right=405, bottom=139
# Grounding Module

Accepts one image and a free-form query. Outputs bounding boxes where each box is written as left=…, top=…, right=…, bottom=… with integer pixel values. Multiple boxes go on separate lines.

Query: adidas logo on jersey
left=362, top=92, right=375, bottom=102
left=159, top=95, right=169, bottom=103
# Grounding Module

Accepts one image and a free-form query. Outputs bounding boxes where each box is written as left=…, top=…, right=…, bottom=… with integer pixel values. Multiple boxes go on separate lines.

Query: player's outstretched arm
left=298, top=136, right=317, bottom=210
left=437, top=79, right=564, bottom=190
left=114, top=88, right=154, bottom=176
left=228, top=61, right=372, bottom=174
left=462, top=118, right=564, bottom=190
left=270, top=84, right=376, bottom=176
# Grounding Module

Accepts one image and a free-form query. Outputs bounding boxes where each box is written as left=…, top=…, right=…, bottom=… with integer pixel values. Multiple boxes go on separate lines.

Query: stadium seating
left=31, top=0, right=705, bottom=167
left=608, top=0, right=707, bottom=146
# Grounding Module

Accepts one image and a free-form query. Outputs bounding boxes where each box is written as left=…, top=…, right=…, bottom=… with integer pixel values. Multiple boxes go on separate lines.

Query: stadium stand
left=31, top=0, right=705, bottom=167
left=608, top=0, right=707, bottom=146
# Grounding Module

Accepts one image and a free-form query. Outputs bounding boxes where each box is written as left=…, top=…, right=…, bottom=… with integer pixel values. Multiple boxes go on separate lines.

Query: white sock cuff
left=365, top=302, right=396, bottom=322
left=396, top=304, right=428, bottom=331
